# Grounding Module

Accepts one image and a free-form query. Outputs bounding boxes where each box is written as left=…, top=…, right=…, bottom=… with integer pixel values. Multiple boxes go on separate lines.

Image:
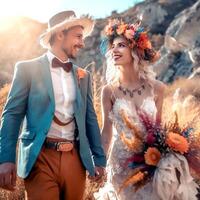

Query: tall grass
left=1, top=70, right=200, bottom=199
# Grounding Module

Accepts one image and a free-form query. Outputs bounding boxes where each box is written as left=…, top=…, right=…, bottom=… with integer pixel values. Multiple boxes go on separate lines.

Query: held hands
left=0, top=163, right=16, bottom=191
left=88, top=166, right=107, bottom=183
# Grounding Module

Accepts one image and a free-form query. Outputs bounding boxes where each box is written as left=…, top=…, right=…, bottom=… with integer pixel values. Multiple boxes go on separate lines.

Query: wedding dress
left=94, top=96, right=198, bottom=200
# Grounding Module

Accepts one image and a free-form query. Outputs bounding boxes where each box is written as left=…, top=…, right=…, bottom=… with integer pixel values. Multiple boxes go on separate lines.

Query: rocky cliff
left=0, top=0, right=200, bottom=88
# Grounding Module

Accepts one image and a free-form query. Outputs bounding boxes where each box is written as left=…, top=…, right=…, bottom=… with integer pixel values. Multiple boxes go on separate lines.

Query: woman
left=96, top=19, right=198, bottom=200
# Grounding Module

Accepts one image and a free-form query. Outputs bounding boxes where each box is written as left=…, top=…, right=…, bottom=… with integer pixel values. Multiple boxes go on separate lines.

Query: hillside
left=0, top=0, right=200, bottom=88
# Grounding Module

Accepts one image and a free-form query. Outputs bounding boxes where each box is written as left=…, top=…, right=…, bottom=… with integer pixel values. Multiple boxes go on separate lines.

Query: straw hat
left=39, top=10, right=94, bottom=49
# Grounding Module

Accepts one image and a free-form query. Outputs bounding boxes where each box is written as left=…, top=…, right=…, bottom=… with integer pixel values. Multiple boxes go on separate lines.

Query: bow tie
left=52, top=57, right=72, bottom=72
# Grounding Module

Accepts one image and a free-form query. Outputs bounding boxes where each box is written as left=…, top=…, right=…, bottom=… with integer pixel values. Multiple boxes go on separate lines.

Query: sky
left=0, top=0, right=143, bottom=23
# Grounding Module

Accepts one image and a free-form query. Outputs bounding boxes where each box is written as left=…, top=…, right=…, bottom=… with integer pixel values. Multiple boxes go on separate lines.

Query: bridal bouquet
left=118, top=92, right=200, bottom=199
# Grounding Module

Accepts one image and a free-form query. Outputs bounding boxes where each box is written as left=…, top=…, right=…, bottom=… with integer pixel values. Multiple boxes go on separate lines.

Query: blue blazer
left=0, top=54, right=106, bottom=178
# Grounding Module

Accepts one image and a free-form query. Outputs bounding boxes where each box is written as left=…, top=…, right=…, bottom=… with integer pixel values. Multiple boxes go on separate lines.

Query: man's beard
left=62, top=48, right=75, bottom=59
left=62, top=45, right=82, bottom=59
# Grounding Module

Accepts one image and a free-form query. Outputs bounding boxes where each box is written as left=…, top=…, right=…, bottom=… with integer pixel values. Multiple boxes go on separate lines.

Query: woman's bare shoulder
left=102, top=84, right=113, bottom=99
left=152, top=80, right=166, bottom=94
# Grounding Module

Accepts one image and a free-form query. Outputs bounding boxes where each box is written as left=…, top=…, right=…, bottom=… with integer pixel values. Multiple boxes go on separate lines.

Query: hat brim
left=39, top=16, right=94, bottom=49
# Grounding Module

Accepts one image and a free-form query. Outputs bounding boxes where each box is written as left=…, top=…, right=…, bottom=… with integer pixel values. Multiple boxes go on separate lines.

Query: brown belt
left=53, top=115, right=75, bottom=126
left=44, top=138, right=74, bottom=152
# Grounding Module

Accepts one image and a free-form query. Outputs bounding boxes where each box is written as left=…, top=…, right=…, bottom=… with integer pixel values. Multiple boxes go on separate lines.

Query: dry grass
left=0, top=83, right=10, bottom=115
left=164, top=77, right=200, bottom=100
left=86, top=62, right=105, bottom=127
left=162, top=78, right=200, bottom=129
left=0, top=179, right=25, bottom=200
left=84, top=63, right=106, bottom=199
left=1, top=73, right=200, bottom=199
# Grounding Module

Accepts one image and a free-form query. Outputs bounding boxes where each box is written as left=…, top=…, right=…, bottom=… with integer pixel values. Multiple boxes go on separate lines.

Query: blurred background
left=0, top=0, right=200, bottom=199
left=0, top=0, right=199, bottom=89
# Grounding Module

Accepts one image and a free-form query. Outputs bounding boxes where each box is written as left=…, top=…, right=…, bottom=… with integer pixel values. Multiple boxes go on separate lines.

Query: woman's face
left=110, top=37, right=133, bottom=66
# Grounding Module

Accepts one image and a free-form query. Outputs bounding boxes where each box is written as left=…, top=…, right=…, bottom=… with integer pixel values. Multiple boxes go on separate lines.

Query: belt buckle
left=57, top=142, right=73, bottom=152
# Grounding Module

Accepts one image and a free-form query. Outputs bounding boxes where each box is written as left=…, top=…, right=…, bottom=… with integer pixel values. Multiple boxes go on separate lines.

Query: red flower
left=132, top=154, right=144, bottom=163
left=122, top=154, right=144, bottom=168
left=129, top=24, right=136, bottom=31
left=126, top=154, right=144, bottom=164
left=137, top=32, right=152, bottom=49
left=146, top=132, right=156, bottom=145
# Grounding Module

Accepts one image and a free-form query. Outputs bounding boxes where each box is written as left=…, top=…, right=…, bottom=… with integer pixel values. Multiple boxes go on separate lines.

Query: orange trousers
left=24, top=142, right=86, bottom=200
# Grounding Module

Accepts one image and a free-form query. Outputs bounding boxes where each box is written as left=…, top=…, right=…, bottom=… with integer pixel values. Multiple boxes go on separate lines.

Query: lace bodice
left=109, top=97, right=157, bottom=138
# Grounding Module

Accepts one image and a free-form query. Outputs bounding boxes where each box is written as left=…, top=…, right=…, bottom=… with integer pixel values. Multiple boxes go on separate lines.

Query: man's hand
left=0, top=163, right=16, bottom=191
left=88, top=166, right=106, bottom=183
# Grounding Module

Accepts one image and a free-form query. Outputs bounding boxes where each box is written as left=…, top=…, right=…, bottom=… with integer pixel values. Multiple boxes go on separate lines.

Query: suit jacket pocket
left=18, top=131, right=36, bottom=140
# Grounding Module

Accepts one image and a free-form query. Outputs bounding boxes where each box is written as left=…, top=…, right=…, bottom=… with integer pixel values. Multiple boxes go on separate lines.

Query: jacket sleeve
left=85, top=72, right=106, bottom=167
left=0, top=62, right=29, bottom=163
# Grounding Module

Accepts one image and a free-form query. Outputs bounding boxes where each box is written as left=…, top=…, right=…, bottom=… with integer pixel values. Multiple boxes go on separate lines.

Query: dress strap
left=109, top=83, right=117, bottom=104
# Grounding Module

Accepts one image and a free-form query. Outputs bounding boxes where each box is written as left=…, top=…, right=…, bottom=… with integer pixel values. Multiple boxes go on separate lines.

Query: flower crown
left=101, top=19, right=158, bottom=62
left=105, top=19, right=152, bottom=50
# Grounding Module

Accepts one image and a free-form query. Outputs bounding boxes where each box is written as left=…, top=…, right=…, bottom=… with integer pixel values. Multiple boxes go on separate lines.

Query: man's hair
left=49, top=33, right=56, bottom=46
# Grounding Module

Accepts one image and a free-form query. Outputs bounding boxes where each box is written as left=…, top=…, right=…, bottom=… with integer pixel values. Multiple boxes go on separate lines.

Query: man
left=0, top=10, right=106, bottom=200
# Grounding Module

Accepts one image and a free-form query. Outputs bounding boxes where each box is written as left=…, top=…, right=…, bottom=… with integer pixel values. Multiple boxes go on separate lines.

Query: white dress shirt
left=47, top=51, right=76, bottom=140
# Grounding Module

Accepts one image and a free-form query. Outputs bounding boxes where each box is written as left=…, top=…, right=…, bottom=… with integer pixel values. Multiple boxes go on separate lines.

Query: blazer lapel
left=39, top=54, right=55, bottom=107
left=71, top=65, right=82, bottom=114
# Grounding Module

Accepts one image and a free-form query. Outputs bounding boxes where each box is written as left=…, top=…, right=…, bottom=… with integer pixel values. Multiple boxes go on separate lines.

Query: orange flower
left=76, top=68, right=87, bottom=83
left=166, top=132, right=189, bottom=154
left=105, top=25, right=114, bottom=35
left=144, top=147, right=161, bottom=166
left=137, top=32, right=152, bottom=49
left=116, top=23, right=128, bottom=35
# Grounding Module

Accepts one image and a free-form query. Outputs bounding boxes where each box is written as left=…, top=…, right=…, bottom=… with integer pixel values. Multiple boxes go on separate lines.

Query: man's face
left=61, top=26, right=85, bottom=59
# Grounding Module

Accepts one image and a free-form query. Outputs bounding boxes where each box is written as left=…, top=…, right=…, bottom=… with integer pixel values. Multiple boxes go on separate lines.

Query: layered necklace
left=118, top=80, right=145, bottom=98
